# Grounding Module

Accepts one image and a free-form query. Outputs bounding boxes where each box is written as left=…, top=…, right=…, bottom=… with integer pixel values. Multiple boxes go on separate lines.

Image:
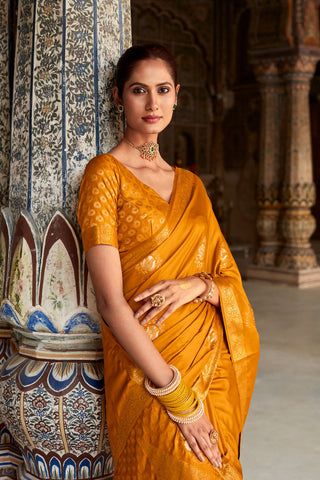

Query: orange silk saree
left=78, top=154, right=260, bottom=479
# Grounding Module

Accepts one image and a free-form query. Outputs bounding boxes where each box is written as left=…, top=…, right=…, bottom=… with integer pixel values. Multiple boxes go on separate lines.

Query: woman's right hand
left=177, top=413, right=222, bottom=468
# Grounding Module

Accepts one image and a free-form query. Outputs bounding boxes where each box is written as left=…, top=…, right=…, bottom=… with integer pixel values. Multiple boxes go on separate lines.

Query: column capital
left=281, top=183, right=316, bottom=207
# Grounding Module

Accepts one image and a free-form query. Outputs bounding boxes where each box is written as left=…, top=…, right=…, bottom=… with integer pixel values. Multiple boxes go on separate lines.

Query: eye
left=133, top=87, right=146, bottom=94
left=158, top=86, right=170, bottom=94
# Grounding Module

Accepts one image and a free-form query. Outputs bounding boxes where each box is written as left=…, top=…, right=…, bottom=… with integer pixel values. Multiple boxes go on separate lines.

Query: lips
left=142, top=115, right=162, bottom=123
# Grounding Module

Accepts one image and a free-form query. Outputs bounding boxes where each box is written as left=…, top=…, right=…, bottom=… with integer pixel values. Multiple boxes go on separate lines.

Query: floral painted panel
left=63, top=0, right=98, bottom=228
left=0, top=0, right=10, bottom=208
left=9, top=0, right=35, bottom=220
left=97, top=0, right=132, bottom=156
left=9, top=240, right=33, bottom=320
left=30, top=0, right=64, bottom=232
left=41, top=240, right=78, bottom=330
left=9, top=0, right=131, bottom=237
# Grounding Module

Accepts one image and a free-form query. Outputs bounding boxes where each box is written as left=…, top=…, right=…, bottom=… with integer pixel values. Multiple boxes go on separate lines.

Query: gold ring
left=209, top=430, right=219, bottom=445
left=150, top=294, right=165, bottom=308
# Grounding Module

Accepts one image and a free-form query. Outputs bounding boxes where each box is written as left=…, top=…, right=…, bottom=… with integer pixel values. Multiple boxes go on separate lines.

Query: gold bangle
left=144, top=365, right=181, bottom=396
left=167, top=399, right=204, bottom=424
left=193, top=272, right=214, bottom=303
left=145, top=366, right=204, bottom=423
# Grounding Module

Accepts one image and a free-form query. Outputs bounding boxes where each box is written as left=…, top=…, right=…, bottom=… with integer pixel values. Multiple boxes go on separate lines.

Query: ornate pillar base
left=247, top=264, right=320, bottom=288
left=0, top=330, right=112, bottom=480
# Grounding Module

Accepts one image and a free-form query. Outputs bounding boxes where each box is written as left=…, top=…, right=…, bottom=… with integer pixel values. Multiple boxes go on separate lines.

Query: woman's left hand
left=134, top=276, right=208, bottom=325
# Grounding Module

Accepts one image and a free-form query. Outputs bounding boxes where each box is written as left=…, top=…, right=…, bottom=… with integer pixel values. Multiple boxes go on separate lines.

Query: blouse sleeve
left=77, top=155, right=120, bottom=252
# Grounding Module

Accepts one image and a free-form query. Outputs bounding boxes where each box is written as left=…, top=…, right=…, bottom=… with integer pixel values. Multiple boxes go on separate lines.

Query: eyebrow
left=128, top=81, right=173, bottom=88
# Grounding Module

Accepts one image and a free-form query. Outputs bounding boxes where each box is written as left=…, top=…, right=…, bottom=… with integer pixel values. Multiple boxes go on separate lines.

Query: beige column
left=276, top=57, right=320, bottom=285
left=247, top=62, right=283, bottom=278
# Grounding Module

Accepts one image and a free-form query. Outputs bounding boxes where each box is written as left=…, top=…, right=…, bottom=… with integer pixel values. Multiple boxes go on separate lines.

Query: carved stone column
left=251, top=62, right=283, bottom=268
left=247, top=0, right=320, bottom=287
left=0, top=0, right=131, bottom=478
left=277, top=57, right=320, bottom=283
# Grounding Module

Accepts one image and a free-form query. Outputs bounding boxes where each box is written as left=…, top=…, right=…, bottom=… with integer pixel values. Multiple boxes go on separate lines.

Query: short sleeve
left=77, top=155, right=120, bottom=252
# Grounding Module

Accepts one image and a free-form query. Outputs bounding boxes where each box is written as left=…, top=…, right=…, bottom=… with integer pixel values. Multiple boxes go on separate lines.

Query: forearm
left=100, top=298, right=173, bottom=387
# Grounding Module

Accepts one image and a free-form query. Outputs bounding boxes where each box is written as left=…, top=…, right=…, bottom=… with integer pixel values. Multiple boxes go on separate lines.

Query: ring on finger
left=150, top=293, right=165, bottom=308
left=209, top=429, right=219, bottom=445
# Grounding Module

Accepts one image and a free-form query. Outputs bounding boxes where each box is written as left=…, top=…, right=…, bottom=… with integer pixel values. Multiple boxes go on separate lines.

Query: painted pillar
left=253, top=62, right=283, bottom=267
left=0, top=0, right=131, bottom=479
left=0, top=0, right=11, bottom=207
left=278, top=57, right=319, bottom=272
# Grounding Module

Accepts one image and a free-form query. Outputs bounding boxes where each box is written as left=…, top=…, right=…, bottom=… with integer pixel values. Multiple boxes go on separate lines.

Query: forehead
left=126, top=58, right=174, bottom=84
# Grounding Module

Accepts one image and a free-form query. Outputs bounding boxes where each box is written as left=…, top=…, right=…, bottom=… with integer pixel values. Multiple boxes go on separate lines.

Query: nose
left=146, top=91, right=158, bottom=111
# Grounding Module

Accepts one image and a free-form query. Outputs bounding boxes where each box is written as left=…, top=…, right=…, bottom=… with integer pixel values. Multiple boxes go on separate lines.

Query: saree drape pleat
left=78, top=154, right=260, bottom=479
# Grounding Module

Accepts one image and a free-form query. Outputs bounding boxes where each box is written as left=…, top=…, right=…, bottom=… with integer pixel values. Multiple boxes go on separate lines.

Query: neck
left=123, top=137, right=159, bottom=162
left=124, top=128, right=159, bottom=146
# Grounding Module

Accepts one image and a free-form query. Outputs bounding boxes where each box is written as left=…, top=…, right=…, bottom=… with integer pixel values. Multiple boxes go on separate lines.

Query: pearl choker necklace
left=123, top=138, right=159, bottom=161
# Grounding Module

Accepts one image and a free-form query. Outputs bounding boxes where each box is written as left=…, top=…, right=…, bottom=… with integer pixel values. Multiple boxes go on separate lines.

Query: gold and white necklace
left=123, top=138, right=159, bottom=161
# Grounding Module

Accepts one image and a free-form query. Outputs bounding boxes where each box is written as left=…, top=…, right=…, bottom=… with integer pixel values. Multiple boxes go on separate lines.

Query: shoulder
left=177, top=168, right=207, bottom=193
left=84, top=153, right=119, bottom=176
left=82, top=154, right=122, bottom=186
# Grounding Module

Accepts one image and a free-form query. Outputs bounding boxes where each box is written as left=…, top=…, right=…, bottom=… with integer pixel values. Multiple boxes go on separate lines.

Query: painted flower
left=52, top=280, right=64, bottom=296
left=76, top=32, right=87, bottom=40
left=45, top=37, right=53, bottom=48
left=14, top=279, right=24, bottom=296
left=76, top=94, right=86, bottom=103
left=18, top=260, right=25, bottom=272
left=74, top=63, right=86, bottom=74
left=42, top=440, right=54, bottom=450
left=35, top=421, right=51, bottom=433
left=44, top=6, right=52, bottom=15
left=74, top=423, right=90, bottom=434
left=40, top=71, right=50, bottom=81
left=75, top=441, right=89, bottom=452
left=42, top=104, right=51, bottom=115
left=32, top=396, right=47, bottom=409
left=73, top=397, right=89, bottom=411
left=76, top=124, right=88, bottom=136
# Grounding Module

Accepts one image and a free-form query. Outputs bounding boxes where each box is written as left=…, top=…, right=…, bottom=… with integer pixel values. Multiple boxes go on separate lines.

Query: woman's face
left=115, top=58, right=180, bottom=138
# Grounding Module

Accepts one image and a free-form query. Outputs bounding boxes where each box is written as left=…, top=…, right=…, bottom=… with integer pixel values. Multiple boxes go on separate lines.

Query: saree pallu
left=78, top=154, right=260, bottom=479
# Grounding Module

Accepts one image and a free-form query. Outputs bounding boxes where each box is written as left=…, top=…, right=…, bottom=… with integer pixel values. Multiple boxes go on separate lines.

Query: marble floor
left=240, top=280, right=320, bottom=480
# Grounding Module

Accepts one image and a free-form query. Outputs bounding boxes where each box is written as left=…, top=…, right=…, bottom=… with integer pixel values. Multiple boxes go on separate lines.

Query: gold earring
left=118, top=105, right=124, bottom=113
left=173, top=104, right=177, bottom=111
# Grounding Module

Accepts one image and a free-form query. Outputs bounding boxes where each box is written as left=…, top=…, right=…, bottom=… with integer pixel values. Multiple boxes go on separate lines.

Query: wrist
left=192, top=272, right=214, bottom=303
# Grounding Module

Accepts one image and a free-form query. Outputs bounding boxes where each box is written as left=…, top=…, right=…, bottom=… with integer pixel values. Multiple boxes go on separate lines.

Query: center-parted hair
left=115, top=44, right=178, bottom=98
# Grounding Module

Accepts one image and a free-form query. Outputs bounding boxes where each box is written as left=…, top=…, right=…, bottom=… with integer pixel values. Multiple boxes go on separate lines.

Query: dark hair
left=115, top=44, right=178, bottom=98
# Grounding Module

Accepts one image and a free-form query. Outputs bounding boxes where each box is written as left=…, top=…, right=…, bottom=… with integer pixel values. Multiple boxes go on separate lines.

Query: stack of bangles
left=144, top=365, right=204, bottom=424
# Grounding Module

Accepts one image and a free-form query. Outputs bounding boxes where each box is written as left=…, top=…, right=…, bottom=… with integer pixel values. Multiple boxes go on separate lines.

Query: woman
left=77, top=44, right=259, bottom=479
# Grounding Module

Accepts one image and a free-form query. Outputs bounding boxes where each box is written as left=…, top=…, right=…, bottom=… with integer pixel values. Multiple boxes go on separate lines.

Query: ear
left=175, top=84, right=180, bottom=101
left=113, top=86, right=122, bottom=107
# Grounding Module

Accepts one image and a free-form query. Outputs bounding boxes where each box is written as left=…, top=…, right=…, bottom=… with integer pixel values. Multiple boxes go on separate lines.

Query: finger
left=134, top=300, right=154, bottom=319
left=140, top=304, right=168, bottom=325
left=135, top=291, right=172, bottom=321
left=134, top=281, right=167, bottom=302
left=155, top=303, right=177, bottom=325
left=201, top=442, right=222, bottom=468
left=184, top=436, right=205, bottom=463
